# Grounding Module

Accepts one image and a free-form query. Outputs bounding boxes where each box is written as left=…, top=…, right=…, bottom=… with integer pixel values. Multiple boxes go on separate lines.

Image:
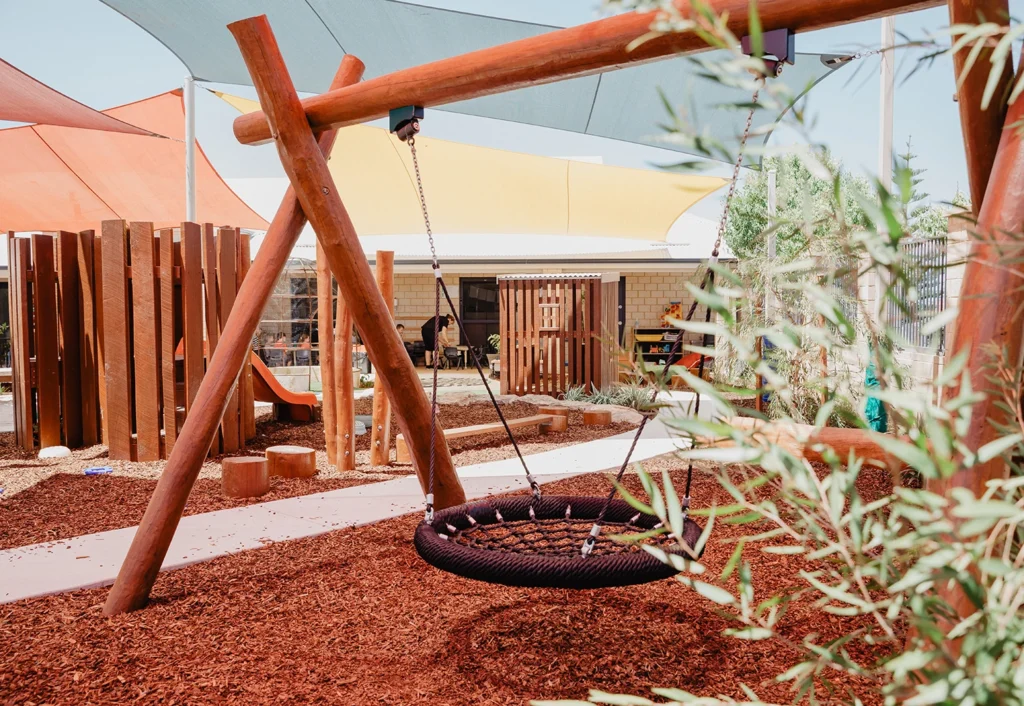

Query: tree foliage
left=723, top=152, right=873, bottom=260
left=536, top=3, right=1024, bottom=706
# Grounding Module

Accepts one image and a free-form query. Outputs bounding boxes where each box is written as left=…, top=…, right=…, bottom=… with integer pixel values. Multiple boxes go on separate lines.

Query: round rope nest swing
left=415, top=495, right=705, bottom=589
left=389, top=85, right=761, bottom=588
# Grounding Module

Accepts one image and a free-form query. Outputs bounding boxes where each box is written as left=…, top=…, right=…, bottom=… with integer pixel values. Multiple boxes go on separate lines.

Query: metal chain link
left=713, top=67, right=779, bottom=258
left=407, top=133, right=439, bottom=271
left=406, top=127, right=441, bottom=522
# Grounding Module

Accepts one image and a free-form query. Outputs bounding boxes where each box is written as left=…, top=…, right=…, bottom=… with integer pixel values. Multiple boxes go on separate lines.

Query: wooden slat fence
left=6, top=220, right=255, bottom=459
left=498, top=273, right=619, bottom=396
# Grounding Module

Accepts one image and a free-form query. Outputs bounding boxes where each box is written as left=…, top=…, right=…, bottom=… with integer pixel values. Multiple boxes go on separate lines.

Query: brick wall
left=392, top=268, right=705, bottom=346
left=393, top=272, right=476, bottom=342
left=623, top=270, right=703, bottom=343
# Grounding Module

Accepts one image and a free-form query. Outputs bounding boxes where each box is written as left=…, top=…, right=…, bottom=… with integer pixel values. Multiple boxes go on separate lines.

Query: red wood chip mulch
left=0, top=459, right=898, bottom=705
left=0, top=475, right=365, bottom=550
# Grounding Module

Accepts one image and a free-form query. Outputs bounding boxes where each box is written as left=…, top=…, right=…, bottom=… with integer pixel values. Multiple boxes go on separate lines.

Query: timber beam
left=234, top=0, right=942, bottom=145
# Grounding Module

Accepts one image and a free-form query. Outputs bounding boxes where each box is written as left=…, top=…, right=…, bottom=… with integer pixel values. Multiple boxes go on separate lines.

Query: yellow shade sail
left=217, top=91, right=724, bottom=241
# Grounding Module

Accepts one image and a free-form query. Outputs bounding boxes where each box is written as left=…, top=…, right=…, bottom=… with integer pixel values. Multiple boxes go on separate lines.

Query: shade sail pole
left=103, top=56, right=366, bottom=616
left=184, top=75, right=196, bottom=222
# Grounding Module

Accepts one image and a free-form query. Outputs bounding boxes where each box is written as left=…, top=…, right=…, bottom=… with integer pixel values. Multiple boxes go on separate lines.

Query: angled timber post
left=103, top=57, right=367, bottom=616
left=931, top=61, right=1024, bottom=622
left=948, top=0, right=1013, bottom=214
left=227, top=16, right=462, bottom=506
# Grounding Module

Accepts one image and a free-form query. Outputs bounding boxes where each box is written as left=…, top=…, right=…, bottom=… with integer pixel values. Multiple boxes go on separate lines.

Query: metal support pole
left=765, top=168, right=778, bottom=316
left=878, top=17, right=896, bottom=191
left=184, top=75, right=197, bottom=223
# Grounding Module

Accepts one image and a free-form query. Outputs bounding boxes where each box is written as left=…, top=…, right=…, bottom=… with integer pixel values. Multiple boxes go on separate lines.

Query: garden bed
left=0, top=400, right=634, bottom=549
left=0, top=458, right=897, bottom=705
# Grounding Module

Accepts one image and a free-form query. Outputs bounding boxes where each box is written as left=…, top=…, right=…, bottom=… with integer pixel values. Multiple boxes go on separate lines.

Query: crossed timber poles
left=102, top=49, right=464, bottom=615
left=107, top=1, right=1022, bottom=623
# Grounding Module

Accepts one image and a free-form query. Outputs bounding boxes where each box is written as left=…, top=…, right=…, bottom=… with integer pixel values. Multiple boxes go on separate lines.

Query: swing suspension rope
left=398, top=66, right=772, bottom=555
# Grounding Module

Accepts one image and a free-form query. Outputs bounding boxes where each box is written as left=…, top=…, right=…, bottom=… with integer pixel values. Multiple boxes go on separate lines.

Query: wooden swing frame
left=106, top=0, right=1017, bottom=637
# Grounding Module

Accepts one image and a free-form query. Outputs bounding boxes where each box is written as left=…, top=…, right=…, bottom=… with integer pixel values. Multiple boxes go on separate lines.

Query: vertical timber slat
left=130, top=222, right=161, bottom=461
left=238, top=233, right=256, bottom=441
left=499, top=279, right=509, bottom=395
left=9, top=238, right=32, bottom=448
left=159, top=228, right=178, bottom=455
left=77, top=230, right=99, bottom=446
left=202, top=223, right=221, bottom=454
left=32, top=234, right=61, bottom=449
left=217, top=227, right=240, bottom=452
left=101, top=221, right=133, bottom=460
left=57, top=231, right=83, bottom=447
left=181, top=223, right=205, bottom=419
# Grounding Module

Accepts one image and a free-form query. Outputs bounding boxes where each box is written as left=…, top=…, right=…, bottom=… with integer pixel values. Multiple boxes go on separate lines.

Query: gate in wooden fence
left=7, top=220, right=255, bottom=460
left=498, top=273, right=619, bottom=396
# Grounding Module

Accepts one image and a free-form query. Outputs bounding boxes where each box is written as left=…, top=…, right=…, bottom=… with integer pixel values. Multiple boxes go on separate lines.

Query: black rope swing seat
left=416, top=495, right=705, bottom=589
left=388, top=59, right=774, bottom=588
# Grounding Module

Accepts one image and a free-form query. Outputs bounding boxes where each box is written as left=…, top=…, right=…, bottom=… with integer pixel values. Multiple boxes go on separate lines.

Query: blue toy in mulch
left=84, top=466, right=113, bottom=476
left=864, top=358, right=889, bottom=433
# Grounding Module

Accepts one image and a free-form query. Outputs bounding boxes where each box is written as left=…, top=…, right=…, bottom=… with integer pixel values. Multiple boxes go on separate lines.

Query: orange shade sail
left=0, top=91, right=269, bottom=233
left=0, top=58, right=159, bottom=136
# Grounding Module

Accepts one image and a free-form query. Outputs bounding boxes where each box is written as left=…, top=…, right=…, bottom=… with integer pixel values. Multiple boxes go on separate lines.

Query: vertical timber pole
left=103, top=57, right=366, bottom=616
left=227, top=16, right=463, bottom=508
left=316, top=241, right=337, bottom=464
left=335, top=292, right=355, bottom=470
left=184, top=75, right=197, bottom=223
left=370, top=251, right=395, bottom=466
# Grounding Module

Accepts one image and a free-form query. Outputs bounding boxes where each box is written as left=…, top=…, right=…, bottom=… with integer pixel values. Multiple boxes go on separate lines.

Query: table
left=455, top=345, right=469, bottom=369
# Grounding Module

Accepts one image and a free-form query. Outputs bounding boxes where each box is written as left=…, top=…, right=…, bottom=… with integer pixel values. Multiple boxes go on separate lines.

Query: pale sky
left=2, top=0, right=1020, bottom=220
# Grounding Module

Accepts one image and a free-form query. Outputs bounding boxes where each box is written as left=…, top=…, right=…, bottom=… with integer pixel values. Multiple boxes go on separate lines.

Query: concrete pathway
left=0, top=417, right=686, bottom=604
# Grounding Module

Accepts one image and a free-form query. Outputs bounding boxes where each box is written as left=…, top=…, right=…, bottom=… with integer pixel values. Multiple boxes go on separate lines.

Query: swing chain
left=405, top=126, right=440, bottom=274
left=713, top=68, right=778, bottom=259
left=402, top=118, right=442, bottom=522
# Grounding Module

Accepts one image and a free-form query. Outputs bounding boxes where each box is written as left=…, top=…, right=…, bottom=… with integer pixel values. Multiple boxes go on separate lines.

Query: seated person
left=295, top=333, right=312, bottom=366
left=421, top=314, right=454, bottom=367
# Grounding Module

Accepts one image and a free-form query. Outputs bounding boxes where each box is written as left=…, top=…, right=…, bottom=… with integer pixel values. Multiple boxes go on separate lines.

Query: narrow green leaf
left=725, top=626, right=773, bottom=640
left=976, top=434, right=1023, bottom=463
left=680, top=578, right=735, bottom=605
left=587, top=692, right=656, bottom=706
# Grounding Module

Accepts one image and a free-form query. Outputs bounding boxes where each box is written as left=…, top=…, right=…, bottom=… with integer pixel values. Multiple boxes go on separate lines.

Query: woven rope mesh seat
left=415, top=495, right=704, bottom=588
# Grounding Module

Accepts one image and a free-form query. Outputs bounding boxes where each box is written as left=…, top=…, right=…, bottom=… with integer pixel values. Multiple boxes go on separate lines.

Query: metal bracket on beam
left=741, top=28, right=795, bottom=77
left=390, top=105, right=424, bottom=141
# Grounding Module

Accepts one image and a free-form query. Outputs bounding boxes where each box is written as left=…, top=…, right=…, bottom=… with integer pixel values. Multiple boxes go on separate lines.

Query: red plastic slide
left=249, top=353, right=318, bottom=422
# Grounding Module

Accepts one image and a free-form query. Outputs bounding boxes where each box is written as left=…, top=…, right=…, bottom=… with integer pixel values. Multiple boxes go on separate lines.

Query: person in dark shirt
left=421, top=314, right=454, bottom=366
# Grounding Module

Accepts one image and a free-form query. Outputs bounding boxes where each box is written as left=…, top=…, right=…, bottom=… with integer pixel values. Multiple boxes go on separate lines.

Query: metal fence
left=887, top=236, right=947, bottom=350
